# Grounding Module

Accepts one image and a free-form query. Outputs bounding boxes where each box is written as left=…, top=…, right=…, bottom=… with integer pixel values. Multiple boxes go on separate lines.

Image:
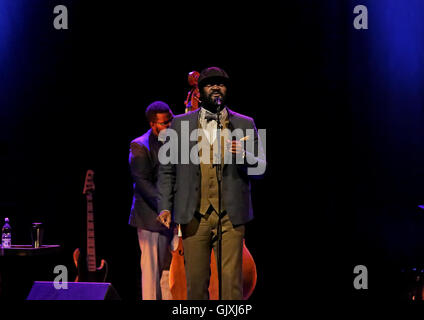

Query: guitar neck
left=86, top=193, right=97, bottom=272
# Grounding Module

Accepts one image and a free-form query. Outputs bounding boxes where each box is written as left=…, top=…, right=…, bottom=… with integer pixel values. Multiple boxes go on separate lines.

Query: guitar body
left=73, top=248, right=108, bottom=282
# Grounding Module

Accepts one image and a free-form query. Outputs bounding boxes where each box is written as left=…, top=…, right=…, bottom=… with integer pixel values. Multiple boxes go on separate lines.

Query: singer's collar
left=200, top=106, right=228, bottom=122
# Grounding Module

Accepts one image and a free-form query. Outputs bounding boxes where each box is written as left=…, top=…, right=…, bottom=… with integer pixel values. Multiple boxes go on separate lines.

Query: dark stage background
left=1, top=0, right=424, bottom=308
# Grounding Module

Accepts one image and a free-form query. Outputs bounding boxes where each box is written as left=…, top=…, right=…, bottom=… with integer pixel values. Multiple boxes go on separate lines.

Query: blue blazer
left=158, top=108, right=266, bottom=225
left=129, top=129, right=170, bottom=232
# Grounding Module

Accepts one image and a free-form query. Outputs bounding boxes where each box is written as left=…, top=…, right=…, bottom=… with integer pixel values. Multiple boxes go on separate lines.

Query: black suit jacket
left=129, top=129, right=169, bottom=232
left=158, top=107, right=266, bottom=225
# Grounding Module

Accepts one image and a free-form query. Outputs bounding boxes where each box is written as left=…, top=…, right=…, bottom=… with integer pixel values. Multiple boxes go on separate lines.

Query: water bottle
left=2, top=217, right=12, bottom=248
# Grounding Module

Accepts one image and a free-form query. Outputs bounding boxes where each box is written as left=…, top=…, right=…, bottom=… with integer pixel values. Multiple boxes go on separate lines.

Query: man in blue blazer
left=157, top=67, right=266, bottom=299
left=129, top=101, right=174, bottom=300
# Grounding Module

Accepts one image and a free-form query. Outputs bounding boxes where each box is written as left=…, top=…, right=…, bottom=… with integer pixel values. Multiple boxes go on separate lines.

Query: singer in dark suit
left=157, top=67, right=266, bottom=299
left=129, top=101, right=174, bottom=300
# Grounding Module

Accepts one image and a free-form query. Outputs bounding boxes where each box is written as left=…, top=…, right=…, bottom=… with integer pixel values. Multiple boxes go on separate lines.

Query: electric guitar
left=73, top=169, right=108, bottom=282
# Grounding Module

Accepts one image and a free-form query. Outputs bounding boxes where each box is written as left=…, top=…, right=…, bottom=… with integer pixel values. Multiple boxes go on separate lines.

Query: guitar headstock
left=83, top=169, right=95, bottom=195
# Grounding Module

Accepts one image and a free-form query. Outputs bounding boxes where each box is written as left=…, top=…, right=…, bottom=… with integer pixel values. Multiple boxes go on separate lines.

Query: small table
left=0, top=245, right=61, bottom=257
left=0, top=245, right=62, bottom=299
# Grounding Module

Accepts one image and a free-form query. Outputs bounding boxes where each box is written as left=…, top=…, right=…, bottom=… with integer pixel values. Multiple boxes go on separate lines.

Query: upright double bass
left=168, top=71, right=258, bottom=300
left=184, top=71, right=200, bottom=113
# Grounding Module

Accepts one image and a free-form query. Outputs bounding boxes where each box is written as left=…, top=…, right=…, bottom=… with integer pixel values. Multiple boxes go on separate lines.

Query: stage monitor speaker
left=26, top=281, right=121, bottom=300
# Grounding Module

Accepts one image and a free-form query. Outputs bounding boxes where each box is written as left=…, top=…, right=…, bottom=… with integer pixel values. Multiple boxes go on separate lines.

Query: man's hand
left=227, top=139, right=243, bottom=154
left=227, top=136, right=248, bottom=156
left=157, top=210, right=172, bottom=228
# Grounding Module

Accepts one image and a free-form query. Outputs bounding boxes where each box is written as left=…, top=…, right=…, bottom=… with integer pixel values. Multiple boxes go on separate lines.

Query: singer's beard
left=200, top=91, right=226, bottom=113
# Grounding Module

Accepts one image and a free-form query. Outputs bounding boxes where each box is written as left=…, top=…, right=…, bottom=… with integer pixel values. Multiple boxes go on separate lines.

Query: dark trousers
left=181, top=208, right=245, bottom=300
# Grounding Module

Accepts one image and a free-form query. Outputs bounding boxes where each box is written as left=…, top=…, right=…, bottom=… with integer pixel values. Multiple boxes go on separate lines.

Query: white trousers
left=137, top=228, right=172, bottom=300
